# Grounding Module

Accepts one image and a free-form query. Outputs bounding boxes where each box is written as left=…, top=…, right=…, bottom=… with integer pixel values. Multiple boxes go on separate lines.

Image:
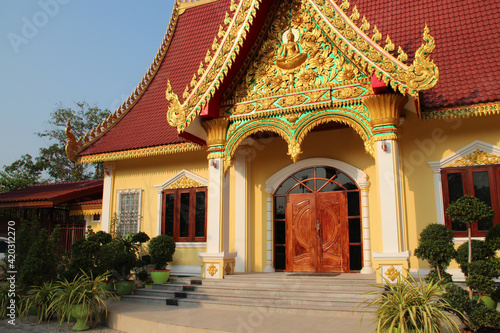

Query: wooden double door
left=286, top=192, right=348, bottom=272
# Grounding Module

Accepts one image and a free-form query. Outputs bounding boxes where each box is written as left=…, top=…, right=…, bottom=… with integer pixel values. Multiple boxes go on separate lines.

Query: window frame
left=162, top=186, right=207, bottom=242
left=116, top=189, right=142, bottom=235
left=441, top=165, right=500, bottom=237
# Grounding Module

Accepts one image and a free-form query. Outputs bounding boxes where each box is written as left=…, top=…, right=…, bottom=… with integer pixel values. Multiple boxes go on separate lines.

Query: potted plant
left=50, top=271, right=115, bottom=331
left=359, top=272, right=463, bottom=332
left=147, top=234, right=176, bottom=284
left=99, top=235, right=138, bottom=296
left=414, top=223, right=457, bottom=283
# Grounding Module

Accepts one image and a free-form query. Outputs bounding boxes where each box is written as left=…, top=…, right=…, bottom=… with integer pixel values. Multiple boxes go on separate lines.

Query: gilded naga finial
left=401, top=24, right=439, bottom=97
left=65, top=119, right=80, bottom=162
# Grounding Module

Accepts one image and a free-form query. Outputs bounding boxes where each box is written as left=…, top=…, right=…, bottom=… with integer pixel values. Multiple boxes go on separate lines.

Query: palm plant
left=50, top=271, right=116, bottom=330
left=359, top=272, right=463, bottom=332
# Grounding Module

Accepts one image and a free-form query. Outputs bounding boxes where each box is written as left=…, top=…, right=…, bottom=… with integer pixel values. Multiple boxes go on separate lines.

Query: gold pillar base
left=199, top=252, right=237, bottom=279
left=372, top=251, right=411, bottom=283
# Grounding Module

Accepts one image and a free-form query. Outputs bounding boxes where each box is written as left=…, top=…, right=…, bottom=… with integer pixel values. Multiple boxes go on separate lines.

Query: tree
left=0, top=101, right=111, bottom=191
left=37, top=101, right=110, bottom=182
left=0, top=154, right=44, bottom=192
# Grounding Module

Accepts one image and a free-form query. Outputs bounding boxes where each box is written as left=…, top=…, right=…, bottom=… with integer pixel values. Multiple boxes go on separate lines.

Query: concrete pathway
left=104, top=300, right=376, bottom=333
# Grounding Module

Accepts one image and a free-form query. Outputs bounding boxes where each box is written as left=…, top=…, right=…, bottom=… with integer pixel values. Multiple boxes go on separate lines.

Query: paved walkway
left=104, top=300, right=376, bottom=333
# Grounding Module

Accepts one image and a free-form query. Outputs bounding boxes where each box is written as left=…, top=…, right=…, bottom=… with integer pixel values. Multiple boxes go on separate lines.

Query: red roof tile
left=80, top=0, right=232, bottom=156
left=0, top=179, right=103, bottom=206
left=80, top=0, right=499, bottom=156
left=350, top=0, right=500, bottom=110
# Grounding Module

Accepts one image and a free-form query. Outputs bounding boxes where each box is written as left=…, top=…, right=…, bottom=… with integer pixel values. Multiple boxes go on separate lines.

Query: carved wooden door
left=286, top=192, right=347, bottom=272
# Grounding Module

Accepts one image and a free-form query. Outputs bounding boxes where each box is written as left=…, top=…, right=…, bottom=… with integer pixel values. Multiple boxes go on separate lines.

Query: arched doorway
left=273, top=166, right=362, bottom=272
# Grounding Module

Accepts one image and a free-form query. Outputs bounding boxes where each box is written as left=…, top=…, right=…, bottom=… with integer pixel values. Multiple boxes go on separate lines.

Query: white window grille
left=117, top=189, right=142, bottom=236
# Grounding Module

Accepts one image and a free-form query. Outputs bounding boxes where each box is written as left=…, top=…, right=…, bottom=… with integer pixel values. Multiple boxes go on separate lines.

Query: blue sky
left=0, top=0, right=175, bottom=167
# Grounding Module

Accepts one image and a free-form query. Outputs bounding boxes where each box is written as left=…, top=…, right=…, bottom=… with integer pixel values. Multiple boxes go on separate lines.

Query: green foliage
left=148, top=235, right=176, bottom=270
left=61, top=228, right=112, bottom=280
left=444, top=284, right=500, bottom=332
left=456, top=240, right=494, bottom=276
left=360, top=273, right=462, bottom=333
left=445, top=195, right=495, bottom=227
left=27, top=282, right=56, bottom=323
left=466, top=258, right=500, bottom=295
left=486, top=223, right=500, bottom=251
left=414, top=224, right=456, bottom=281
left=0, top=154, right=45, bottom=192
left=425, top=269, right=453, bottom=284
left=99, top=235, right=138, bottom=281
left=17, top=220, right=62, bottom=290
left=36, top=101, right=110, bottom=182
left=131, top=231, right=150, bottom=244
left=136, top=270, right=149, bottom=283
left=50, top=271, right=116, bottom=325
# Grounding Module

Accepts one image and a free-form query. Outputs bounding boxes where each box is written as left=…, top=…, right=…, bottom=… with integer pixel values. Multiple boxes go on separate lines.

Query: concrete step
left=120, top=273, right=377, bottom=318
left=175, top=298, right=372, bottom=318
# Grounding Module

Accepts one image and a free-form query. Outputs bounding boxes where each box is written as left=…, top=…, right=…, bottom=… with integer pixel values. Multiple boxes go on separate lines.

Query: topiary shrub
left=486, top=223, right=500, bottom=252
left=148, top=235, right=175, bottom=270
left=414, top=223, right=456, bottom=282
left=456, top=240, right=494, bottom=277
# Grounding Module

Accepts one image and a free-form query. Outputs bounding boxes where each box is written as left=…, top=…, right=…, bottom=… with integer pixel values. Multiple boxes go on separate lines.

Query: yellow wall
left=106, top=112, right=500, bottom=273
left=398, top=112, right=500, bottom=269
left=109, top=149, right=208, bottom=267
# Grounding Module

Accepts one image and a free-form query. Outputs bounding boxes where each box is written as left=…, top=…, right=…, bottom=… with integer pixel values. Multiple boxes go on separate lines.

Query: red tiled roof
left=0, top=179, right=103, bottom=206
left=80, top=0, right=232, bottom=156
left=80, top=0, right=499, bottom=156
left=351, top=0, right=500, bottom=110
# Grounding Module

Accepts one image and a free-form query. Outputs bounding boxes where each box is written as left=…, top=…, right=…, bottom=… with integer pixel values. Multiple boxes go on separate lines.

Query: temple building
left=65, top=0, right=500, bottom=282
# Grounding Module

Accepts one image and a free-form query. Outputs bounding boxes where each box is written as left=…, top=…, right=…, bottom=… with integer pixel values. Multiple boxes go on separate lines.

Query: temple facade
left=66, top=0, right=500, bottom=282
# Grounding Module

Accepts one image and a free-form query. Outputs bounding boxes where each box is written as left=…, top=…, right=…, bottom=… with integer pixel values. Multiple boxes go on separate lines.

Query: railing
left=57, top=223, right=86, bottom=253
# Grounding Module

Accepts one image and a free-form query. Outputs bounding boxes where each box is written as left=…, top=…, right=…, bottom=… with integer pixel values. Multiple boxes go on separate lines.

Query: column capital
left=364, top=93, right=407, bottom=142
left=201, top=118, right=229, bottom=148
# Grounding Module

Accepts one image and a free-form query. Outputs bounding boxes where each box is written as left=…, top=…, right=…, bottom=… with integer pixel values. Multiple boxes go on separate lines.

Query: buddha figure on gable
left=276, top=29, right=307, bottom=71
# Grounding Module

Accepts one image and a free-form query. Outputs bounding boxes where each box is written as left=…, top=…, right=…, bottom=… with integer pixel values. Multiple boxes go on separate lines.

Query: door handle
left=316, top=220, right=321, bottom=238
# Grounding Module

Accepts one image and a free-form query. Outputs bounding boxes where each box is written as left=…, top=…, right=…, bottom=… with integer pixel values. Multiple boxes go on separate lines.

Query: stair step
left=121, top=273, right=377, bottom=318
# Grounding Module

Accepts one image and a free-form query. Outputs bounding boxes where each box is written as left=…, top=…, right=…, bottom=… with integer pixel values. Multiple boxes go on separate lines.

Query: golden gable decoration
left=166, top=176, right=205, bottom=189
left=446, top=149, right=500, bottom=167
left=166, top=0, right=439, bottom=133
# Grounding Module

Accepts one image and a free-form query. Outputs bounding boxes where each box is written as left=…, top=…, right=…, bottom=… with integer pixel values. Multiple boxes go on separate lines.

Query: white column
left=263, top=187, right=275, bottom=272
left=359, top=182, right=375, bottom=274
left=101, top=163, right=115, bottom=233
left=375, top=140, right=402, bottom=253
left=156, top=187, right=163, bottom=236
left=207, top=157, right=224, bottom=253
left=234, top=151, right=248, bottom=272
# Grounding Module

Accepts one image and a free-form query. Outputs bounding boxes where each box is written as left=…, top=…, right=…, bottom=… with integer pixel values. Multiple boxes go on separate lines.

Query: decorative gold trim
left=201, top=118, right=229, bottom=147
left=446, top=149, right=500, bottom=167
left=66, top=2, right=181, bottom=159
left=78, top=143, right=202, bottom=164
left=207, top=263, right=218, bottom=277
left=386, top=265, right=399, bottom=281
left=69, top=209, right=102, bottom=217
left=166, top=176, right=205, bottom=189
left=422, top=101, right=500, bottom=120
left=177, top=0, right=219, bottom=13
left=225, top=263, right=232, bottom=275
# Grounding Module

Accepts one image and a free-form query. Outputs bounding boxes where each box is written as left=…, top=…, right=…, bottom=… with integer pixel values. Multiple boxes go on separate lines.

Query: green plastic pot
left=114, top=281, right=135, bottom=296
left=98, top=282, right=110, bottom=292
left=474, top=295, right=498, bottom=309
left=150, top=270, right=170, bottom=284
left=145, top=283, right=153, bottom=289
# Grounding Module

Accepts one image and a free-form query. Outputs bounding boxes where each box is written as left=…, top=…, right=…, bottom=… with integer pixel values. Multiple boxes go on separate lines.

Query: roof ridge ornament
left=401, top=23, right=439, bottom=94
